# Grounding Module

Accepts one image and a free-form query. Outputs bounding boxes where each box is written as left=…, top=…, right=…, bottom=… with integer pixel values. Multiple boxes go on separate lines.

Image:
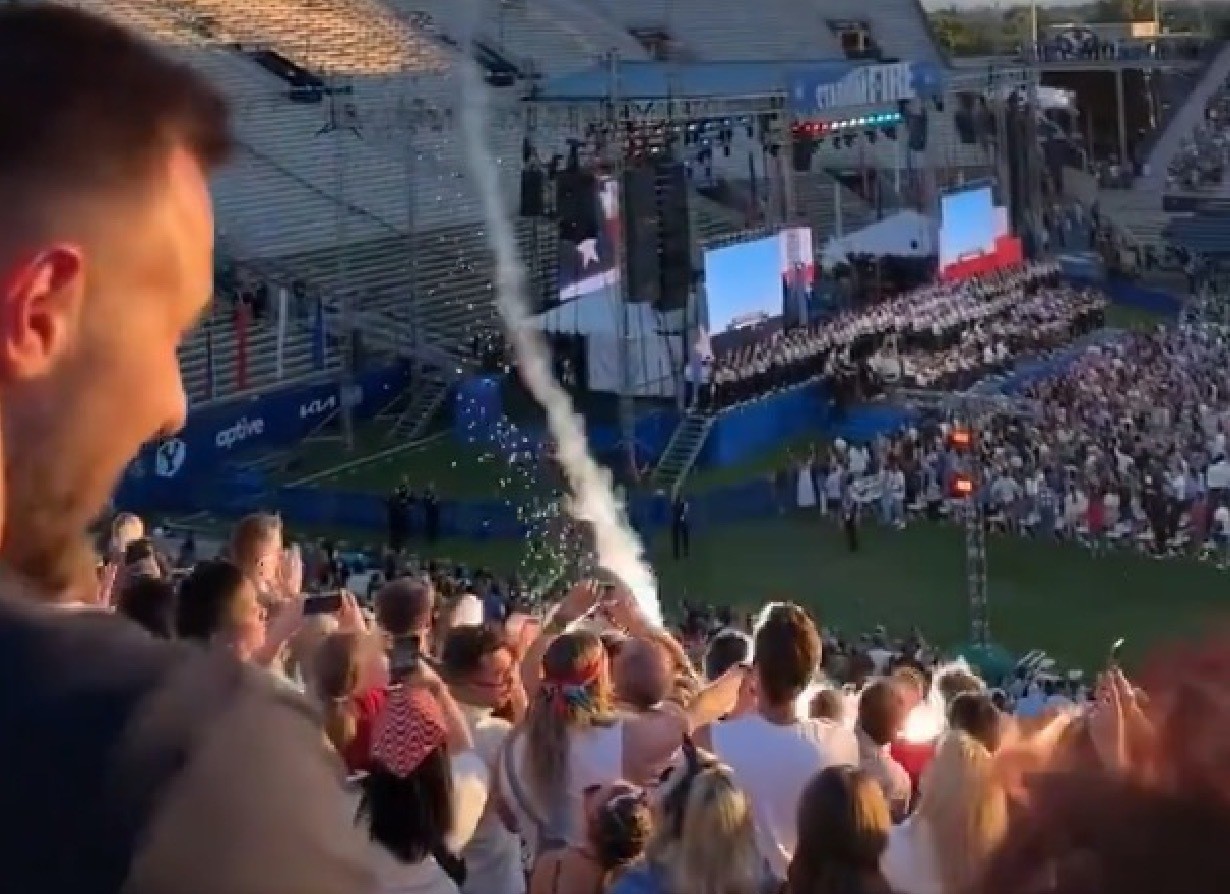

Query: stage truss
left=525, top=59, right=796, bottom=474
left=524, top=59, right=1040, bottom=477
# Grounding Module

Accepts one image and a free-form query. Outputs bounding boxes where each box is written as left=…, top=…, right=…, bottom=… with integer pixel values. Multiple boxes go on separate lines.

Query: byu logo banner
left=155, top=438, right=187, bottom=478
left=788, top=62, right=944, bottom=115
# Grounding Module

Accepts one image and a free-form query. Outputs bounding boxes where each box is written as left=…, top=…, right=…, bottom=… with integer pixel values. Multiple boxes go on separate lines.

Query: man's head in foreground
left=0, top=6, right=230, bottom=596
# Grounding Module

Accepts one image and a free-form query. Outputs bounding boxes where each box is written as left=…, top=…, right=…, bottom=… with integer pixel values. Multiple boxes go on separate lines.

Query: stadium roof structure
left=530, top=60, right=797, bottom=123
left=529, top=58, right=953, bottom=125
left=533, top=60, right=813, bottom=103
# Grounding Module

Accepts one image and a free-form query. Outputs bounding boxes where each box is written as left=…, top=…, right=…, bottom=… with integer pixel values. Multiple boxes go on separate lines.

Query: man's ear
left=0, top=245, right=83, bottom=380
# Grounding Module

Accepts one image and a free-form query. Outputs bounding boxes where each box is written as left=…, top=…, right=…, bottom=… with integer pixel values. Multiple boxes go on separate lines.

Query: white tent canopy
left=821, top=210, right=937, bottom=270
left=528, top=291, right=685, bottom=396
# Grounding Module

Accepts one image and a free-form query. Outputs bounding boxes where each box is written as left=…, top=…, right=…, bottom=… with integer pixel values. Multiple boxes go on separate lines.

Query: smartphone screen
left=304, top=591, right=343, bottom=615
left=389, top=635, right=422, bottom=681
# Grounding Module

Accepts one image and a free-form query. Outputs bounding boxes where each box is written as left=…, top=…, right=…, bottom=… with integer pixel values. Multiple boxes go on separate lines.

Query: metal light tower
left=949, top=420, right=989, bottom=646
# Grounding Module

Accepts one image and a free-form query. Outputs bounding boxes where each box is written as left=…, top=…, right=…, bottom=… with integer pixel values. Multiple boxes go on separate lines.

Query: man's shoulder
left=0, top=599, right=372, bottom=894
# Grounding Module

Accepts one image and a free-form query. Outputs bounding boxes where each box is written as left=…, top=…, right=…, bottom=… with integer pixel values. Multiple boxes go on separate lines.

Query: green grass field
left=240, top=304, right=1216, bottom=670
left=214, top=512, right=1224, bottom=672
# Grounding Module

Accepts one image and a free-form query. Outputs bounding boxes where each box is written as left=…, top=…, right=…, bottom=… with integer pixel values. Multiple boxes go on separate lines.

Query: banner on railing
left=1161, top=194, right=1230, bottom=213
left=235, top=302, right=251, bottom=391
left=203, top=317, right=217, bottom=402
left=275, top=288, right=288, bottom=381
left=120, top=362, right=411, bottom=502
left=788, top=61, right=944, bottom=116
left=312, top=296, right=326, bottom=370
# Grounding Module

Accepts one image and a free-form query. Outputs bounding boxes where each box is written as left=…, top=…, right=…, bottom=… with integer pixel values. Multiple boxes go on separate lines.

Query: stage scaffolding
left=899, top=388, right=1041, bottom=646
left=526, top=56, right=794, bottom=474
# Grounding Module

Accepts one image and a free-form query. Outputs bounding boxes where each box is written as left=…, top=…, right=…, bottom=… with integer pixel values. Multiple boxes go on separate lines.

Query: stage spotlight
left=949, top=426, right=973, bottom=452
left=952, top=473, right=975, bottom=499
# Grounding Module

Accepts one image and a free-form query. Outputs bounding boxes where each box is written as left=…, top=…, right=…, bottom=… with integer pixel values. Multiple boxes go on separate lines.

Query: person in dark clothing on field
left=672, top=494, right=691, bottom=559
left=423, top=483, right=441, bottom=544
left=0, top=8, right=371, bottom=893
left=387, top=477, right=411, bottom=553
left=843, top=491, right=861, bottom=553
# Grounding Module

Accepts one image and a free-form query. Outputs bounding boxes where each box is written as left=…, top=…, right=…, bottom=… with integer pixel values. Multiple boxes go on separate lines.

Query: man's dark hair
left=440, top=623, right=508, bottom=683
left=361, top=749, right=454, bottom=866
left=0, top=5, right=230, bottom=208
left=753, top=603, right=821, bottom=706
left=949, top=692, right=1003, bottom=752
left=857, top=679, right=905, bottom=746
left=122, top=538, right=156, bottom=567
left=175, top=559, right=247, bottom=643
left=703, top=628, right=752, bottom=682
left=116, top=575, right=176, bottom=639
left=375, top=577, right=434, bottom=638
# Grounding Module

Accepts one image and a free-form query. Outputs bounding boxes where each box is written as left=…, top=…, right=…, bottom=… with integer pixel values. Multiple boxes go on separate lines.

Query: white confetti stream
left=453, top=26, right=661, bottom=626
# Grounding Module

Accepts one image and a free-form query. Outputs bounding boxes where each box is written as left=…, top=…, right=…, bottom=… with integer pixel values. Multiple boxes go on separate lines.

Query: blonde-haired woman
left=881, top=730, right=1008, bottom=894
left=610, top=740, right=774, bottom=894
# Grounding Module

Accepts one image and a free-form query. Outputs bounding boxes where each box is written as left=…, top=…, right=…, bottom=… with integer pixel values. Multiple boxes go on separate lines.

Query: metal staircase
left=386, top=375, right=452, bottom=443
left=652, top=409, right=717, bottom=496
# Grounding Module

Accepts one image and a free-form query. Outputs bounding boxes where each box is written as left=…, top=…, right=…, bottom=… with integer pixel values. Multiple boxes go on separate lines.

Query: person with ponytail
left=312, top=630, right=389, bottom=773
left=787, top=766, right=894, bottom=894
left=499, top=629, right=622, bottom=863
left=611, top=739, right=776, bottom=894
left=529, top=781, right=653, bottom=894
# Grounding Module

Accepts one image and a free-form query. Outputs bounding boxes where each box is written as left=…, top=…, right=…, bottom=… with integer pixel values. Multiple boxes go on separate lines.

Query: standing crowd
left=698, top=262, right=1107, bottom=411
left=3, top=9, right=1230, bottom=894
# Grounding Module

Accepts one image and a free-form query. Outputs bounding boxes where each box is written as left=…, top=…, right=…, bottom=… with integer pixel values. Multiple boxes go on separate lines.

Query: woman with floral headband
left=499, top=629, right=621, bottom=868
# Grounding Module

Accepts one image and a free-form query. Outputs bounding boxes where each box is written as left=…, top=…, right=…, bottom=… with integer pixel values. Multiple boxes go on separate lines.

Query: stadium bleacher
left=73, top=0, right=1016, bottom=410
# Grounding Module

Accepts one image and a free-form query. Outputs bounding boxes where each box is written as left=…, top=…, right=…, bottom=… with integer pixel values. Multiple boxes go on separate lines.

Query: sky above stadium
left=921, top=0, right=1094, bottom=7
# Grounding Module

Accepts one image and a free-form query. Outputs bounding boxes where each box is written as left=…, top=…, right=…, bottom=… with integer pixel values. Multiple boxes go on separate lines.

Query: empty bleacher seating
left=79, top=0, right=976, bottom=412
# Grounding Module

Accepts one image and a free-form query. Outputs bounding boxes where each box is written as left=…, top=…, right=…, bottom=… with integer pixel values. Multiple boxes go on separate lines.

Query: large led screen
left=702, top=235, right=784, bottom=334
left=939, top=184, right=996, bottom=270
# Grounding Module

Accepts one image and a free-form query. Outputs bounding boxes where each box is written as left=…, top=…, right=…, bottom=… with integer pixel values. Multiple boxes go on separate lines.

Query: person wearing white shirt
left=849, top=445, right=869, bottom=478
left=364, top=681, right=488, bottom=894
left=702, top=604, right=857, bottom=880
left=441, top=627, right=526, bottom=894
left=1212, top=504, right=1230, bottom=564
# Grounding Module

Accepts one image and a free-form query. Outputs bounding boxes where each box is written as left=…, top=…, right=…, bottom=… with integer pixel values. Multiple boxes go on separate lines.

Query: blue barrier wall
left=117, top=362, right=411, bottom=512
left=703, top=383, right=832, bottom=467
left=118, top=367, right=915, bottom=540
left=143, top=398, right=909, bottom=541
left=454, top=376, right=504, bottom=445
left=1102, top=280, right=1183, bottom=319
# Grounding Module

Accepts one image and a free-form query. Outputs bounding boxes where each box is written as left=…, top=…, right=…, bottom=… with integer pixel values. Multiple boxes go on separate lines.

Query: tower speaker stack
left=556, top=167, right=598, bottom=243
left=622, top=165, right=662, bottom=305
left=655, top=160, right=692, bottom=311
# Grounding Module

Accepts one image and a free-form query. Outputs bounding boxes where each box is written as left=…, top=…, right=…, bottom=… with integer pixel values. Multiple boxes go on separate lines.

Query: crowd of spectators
left=698, top=261, right=1106, bottom=410
left=86, top=505, right=1230, bottom=894
left=1166, top=76, right=1230, bottom=192
left=783, top=313, right=1230, bottom=561
left=9, top=10, right=1230, bottom=894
